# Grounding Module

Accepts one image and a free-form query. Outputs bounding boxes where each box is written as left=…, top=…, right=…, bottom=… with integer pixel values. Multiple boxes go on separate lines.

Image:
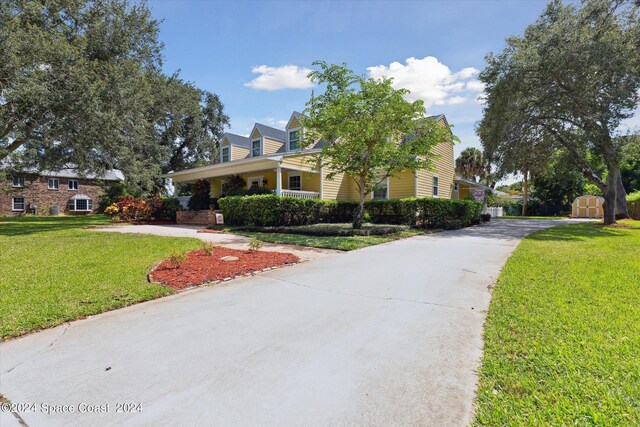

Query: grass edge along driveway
left=0, top=215, right=201, bottom=340
left=474, top=220, right=640, bottom=425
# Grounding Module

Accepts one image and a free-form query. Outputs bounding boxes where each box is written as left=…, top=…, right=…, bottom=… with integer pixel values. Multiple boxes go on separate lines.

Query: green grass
left=0, top=215, right=201, bottom=340
left=234, top=228, right=430, bottom=251
left=474, top=220, right=640, bottom=426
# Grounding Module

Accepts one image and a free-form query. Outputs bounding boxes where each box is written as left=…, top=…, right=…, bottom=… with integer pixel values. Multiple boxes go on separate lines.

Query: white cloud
left=366, top=56, right=485, bottom=108
left=256, top=117, right=289, bottom=128
left=245, top=65, right=314, bottom=91
left=466, top=80, right=485, bottom=92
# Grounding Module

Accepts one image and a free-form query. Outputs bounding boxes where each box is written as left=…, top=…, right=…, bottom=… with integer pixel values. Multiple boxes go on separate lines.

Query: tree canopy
left=303, top=61, right=456, bottom=228
left=477, top=0, right=640, bottom=224
left=455, top=147, right=491, bottom=184
left=0, top=0, right=228, bottom=194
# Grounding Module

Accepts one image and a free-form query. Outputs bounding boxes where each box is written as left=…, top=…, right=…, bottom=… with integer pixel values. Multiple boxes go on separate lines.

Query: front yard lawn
left=0, top=215, right=201, bottom=340
left=474, top=220, right=640, bottom=425
left=234, top=227, right=431, bottom=251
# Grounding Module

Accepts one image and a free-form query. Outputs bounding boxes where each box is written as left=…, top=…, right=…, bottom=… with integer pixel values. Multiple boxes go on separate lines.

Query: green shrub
left=481, top=213, right=491, bottom=222
left=219, top=194, right=482, bottom=229
left=628, top=191, right=640, bottom=220
left=188, top=179, right=211, bottom=210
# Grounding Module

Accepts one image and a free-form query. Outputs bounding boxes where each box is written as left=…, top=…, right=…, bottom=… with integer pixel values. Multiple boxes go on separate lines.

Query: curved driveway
left=0, top=219, right=563, bottom=426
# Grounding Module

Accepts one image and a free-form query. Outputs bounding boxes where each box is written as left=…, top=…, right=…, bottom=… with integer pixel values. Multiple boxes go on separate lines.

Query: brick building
left=1, top=167, right=124, bottom=216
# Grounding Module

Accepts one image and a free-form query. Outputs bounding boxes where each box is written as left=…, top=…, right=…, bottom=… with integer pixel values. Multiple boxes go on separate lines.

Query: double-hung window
left=288, top=174, right=301, bottom=191
left=221, top=146, right=230, bottom=163
left=48, top=178, right=59, bottom=189
left=12, top=176, right=24, bottom=187
left=432, top=176, right=439, bottom=197
left=289, top=130, right=300, bottom=151
left=12, top=197, right=25, bottom=211
left=373, top=177, right=388, bottom=200
left=68, top=180, right=78, bottom=190
left=251, top=139, right=261, bottom=157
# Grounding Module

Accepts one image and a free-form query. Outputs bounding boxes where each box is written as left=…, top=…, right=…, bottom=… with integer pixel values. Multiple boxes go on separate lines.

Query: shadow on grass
left=526, top=222, right=636, bottom=242
left=0, top=215, right=110, bottom=237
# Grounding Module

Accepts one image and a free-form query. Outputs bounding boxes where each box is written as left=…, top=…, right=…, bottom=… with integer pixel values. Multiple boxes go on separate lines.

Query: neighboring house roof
left=254, top=123, right=287, bottom=142
left=223, top=132, right=251, bottom=148
left=2, top=162, right=125, bottom=181
left=454, top=175, right=492, bottom=191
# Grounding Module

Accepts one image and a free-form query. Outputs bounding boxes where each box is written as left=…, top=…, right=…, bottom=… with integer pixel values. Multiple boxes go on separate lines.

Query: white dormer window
left=288, top=129, right=301, bottom=151
left=221, top=146, right=230, bottom=163
left=251, top=139, right=261, bottom=157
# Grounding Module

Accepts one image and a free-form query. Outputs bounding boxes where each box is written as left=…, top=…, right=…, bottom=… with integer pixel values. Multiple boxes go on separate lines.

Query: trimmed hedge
left=628, top=191, right=640, bottom=220
left=235, top=223, right=408, bottom=236
left=218, top=194, right=483, bottom=228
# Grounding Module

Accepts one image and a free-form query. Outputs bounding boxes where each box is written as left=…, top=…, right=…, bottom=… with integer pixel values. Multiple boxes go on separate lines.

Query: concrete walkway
left=91, top=224, right=341, bottom=262
left=0, top=219, right=564, bottom=426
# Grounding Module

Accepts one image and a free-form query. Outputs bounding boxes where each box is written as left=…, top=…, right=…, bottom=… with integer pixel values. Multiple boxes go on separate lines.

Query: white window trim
left=287, top=172, right=302, bottom=191
left=12, top=176, right=24, bottom=188
left=288, top=127, right=301, bottom=152
left=12, top=196, right=25, bottom=211
left=251, top=138, right=262, bottom=157
left=371, top=176, right=390, bottom=200
left=221, top=146, right=231, bottom=163
left=69, top=198, right=93, bottom=212
left=48, top=178, right=59, bottom=190
left=432, top=175, right=439, bottom=198
left=247, top=175, right=264, bottom=189
left=68, top=180, right=79, bottom=190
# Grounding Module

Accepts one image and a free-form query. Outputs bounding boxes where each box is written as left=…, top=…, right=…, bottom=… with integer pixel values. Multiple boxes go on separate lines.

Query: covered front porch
left=164, top=155, right=322, bottom=200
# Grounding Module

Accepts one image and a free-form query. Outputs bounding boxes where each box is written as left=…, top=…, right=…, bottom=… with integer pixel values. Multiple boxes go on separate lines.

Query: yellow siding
left=250, top=128, right=261, bottom=139
left=280, top=153, right=319, bottom=171
left=430, top=139, right=455, bottom=199
left=210, top=178, right=222, bottom=198
left=263, top=137, right=284, bottom=155
left=283, top=171, right=321, bottom=192
left=221, top=139, right=249, bottom=161
left=322, top=166, right=355, bottom=200
left=389, top=170, right=416, bottom=199
left=288, top=116, right=301, bottom=129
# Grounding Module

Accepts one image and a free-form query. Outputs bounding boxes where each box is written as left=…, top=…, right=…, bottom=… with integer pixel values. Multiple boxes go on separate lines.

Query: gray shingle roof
left=254, top=123, right=287, bottom=142
left=223, top=132, right=251, bottom=148
left=2, top=161, right=124, bottom=181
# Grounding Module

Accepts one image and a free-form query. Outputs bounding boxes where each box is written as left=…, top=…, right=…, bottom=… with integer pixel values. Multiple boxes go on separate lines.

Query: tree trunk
left=615, top=170, right=629, bottom=219
left=521, top=170, right=529, bottom=216
left=602, top=165, right=619, bottom=225
left=353, top=189, right=366, bottom=229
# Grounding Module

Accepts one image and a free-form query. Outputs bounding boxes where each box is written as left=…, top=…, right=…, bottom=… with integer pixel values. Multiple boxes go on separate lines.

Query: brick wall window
left=12, top=176, right=24, bottom=187
left=48, top=178, right=59, bottom=189
left=68, top=180, right=78, bottom=190
left=69, top=197, right=93, bottom=211
left=12, top=197, right=25, bottom=211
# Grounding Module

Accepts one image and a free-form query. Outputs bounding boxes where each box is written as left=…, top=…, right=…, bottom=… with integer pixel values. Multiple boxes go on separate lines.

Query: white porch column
left=276, top=164, right=282, bottom=196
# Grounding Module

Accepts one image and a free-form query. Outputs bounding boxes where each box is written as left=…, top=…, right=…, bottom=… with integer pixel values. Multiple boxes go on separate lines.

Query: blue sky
left=147, top=0, right=553, bottom=159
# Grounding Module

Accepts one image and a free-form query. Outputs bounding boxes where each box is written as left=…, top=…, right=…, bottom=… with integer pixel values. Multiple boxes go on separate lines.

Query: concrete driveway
left=0, top=219, right=563, bottom=426
left=91, top=224, right=341, bottom=262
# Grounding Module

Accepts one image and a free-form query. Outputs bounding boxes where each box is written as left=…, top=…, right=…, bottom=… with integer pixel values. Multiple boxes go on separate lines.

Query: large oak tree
left=477, top=0, right=640, bottom=224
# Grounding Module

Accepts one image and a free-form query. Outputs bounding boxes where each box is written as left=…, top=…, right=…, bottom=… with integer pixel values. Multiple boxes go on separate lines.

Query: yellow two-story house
left=163, top=111, right=456, bottom=202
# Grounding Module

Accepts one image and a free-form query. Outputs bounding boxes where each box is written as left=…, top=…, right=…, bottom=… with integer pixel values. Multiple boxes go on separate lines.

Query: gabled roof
left=222, top=132, right=251, bottom=148
left=253, top=123, right=287, bottom=142
left=285, top=111, right=306, bottom=129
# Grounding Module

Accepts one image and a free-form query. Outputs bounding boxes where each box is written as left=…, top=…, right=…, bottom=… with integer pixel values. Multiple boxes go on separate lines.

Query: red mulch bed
left=149, top=248, right=300, bottom=290
left=197, top=228, right=224, bottom=233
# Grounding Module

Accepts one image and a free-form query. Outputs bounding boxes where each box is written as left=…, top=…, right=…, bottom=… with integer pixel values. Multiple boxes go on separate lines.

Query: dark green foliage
left=187, top=179, right=210, bottom=210
left=218, top=194, right=482, bottom=229
left=156, top=197, right=181, bottom=221
left=98, top=182, right=129, bottom=212
left=234, top=223, right=408, bottom=237
left=481, top=214, right=491, bottom=222
left=221, top=174, right=246, bottom=196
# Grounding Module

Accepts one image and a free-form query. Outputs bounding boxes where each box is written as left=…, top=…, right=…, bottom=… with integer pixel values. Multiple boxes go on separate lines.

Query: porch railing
left=280, top=190, right=320, bottom=199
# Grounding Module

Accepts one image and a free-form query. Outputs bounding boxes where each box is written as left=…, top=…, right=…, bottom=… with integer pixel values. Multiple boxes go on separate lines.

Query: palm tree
left=455, top=147, right=488, bottom=183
